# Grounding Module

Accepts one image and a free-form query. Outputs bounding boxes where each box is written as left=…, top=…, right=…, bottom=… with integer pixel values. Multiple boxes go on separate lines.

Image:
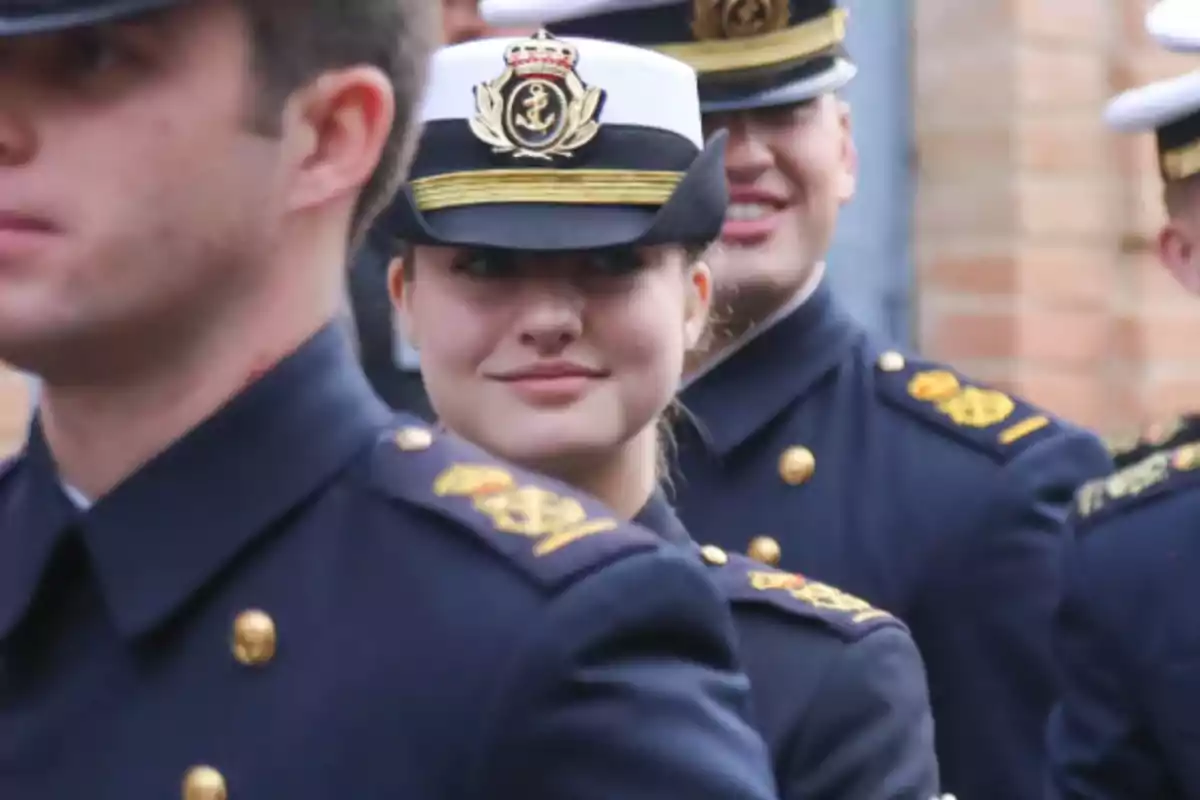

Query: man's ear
left=835, top=98, right=857, bottom=204
left=280, top=66, right=395, bottom=217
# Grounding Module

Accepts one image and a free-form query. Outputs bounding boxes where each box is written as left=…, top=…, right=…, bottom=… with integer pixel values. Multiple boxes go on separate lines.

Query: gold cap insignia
left=470, top=30, right=606, bottom=161
left=692, top=0, right=790, bottom=40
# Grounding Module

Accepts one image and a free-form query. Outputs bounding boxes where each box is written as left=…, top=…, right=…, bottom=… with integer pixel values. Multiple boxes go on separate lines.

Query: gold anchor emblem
left=516, top=84, right=555, bottom=134
left=692, top=0, right=790, bottom=40
left=470, top=29, right=606, bottom=160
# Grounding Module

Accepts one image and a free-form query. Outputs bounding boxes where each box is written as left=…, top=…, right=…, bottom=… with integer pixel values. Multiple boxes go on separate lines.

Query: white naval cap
left=1146, top=0, right=1200, bottom=52
left=420, top=30, right=702, bottom=148
left=478, top=0, right=856, bottom=113
left=480, top=0, right=663, bottom=28
left=1105, top=69, right=1200, bottom=181
left=380, top=29, right=729, bottom=252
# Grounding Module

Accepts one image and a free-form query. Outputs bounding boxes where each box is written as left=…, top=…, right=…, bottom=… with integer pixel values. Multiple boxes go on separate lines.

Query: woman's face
left=391, top=245, right=710, bottom=472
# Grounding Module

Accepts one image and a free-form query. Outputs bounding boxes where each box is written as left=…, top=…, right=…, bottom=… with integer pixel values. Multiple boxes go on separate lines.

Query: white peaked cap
left=1104, top=69, right=1200, bottom=133
left=480, top=0, right=672, bottom=28
left=420, top=32, right=704, bottom=149
left=1147, top=0, right=1200, bottom=52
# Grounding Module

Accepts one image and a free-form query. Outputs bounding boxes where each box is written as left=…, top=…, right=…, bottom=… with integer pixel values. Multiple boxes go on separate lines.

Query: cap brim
left=699, top=57, right=857, bottom=113
left=410, top=203, right=664, bottom=251
left=0, top=0, right=180, bottom=36
left=1147, top=1, right=1200, bottom=53
left=1104, top=69, right=1200, bottom=132
left=384, top=131, right=729, bottom=252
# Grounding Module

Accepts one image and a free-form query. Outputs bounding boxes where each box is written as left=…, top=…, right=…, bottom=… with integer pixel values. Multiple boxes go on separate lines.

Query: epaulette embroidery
left=1104, top=414, right=1200, bottom=469
left=371, top=423, right=659, bottom=587
left=875, top=353, right=1059, bottom=460
left=432, top=463, right=619, bottom=557
left=1074, top=440, right=1200, bottom=523
left=703, top=549, right=901, bottom=641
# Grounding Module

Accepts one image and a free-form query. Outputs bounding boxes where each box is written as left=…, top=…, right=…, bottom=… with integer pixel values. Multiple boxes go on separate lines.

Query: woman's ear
left=684, top=259, right=713, bottom=351
left=386, top=256, right=418, bottom=348
left=1159, top=220, right=1200, bottom=295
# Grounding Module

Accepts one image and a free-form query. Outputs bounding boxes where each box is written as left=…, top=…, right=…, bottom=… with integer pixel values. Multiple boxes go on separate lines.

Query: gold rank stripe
left=411, top=169, right=684, bottom=211
left=1162, top=137, right=1200, bottom=181
left=999, top=415, right=1050, bottom=445
left=653, top=9, right=847, bottom=76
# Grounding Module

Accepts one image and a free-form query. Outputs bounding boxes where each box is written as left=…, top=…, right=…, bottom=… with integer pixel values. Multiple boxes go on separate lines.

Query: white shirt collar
left=61, top=482, right=92, bottom=510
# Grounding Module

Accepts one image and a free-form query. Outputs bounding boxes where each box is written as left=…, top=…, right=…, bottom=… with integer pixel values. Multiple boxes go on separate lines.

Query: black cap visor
left=384, top=126, right=729, bottom=252
left=0, top=0, right=182, bottom=36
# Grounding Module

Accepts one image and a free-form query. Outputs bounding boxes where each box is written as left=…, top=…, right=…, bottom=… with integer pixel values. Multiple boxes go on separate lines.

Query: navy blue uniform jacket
left=636, top=492, right=941, bottom=799
left=0, top=325, right=780, bottom=799
left=1047, top=441, right=1200, bottom=799
left=673, top=281, right=1113, bottom=800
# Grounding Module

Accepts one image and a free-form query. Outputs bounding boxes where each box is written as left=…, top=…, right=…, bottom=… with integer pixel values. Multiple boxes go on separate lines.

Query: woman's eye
left=60, top=30, right=135, bottom=77
left=452, top=250, right=515, bottom=279
left=590, top=249, right=645, bottom=276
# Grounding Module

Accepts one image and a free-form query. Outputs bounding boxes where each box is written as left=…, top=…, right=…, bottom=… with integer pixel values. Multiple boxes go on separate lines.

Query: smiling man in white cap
left=1045, top=66, right=1200, bottom=800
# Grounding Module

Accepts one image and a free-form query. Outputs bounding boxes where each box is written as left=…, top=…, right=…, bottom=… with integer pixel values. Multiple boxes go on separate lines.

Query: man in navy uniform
left=1045, top=32, right=1200, bottom=798
left=478, top=1, right=1113, bottom=798
left=0, top=2, right=787, bottom=797
left=1098, top=0, right=1200, bottom=470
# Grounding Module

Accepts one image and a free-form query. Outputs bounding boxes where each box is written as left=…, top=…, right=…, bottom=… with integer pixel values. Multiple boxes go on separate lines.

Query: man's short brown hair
left=237, top=0, right=438, bottom=244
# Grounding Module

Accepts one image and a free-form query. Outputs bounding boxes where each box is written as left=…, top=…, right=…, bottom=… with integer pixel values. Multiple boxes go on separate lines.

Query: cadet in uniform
left=380, top=29, right=940, bottom=798
left=477, top=1, right=1113, bottom=797
left=1046, top=31, right=1200, bottom=799
left=0, top=2, right=786, bottom=797
left=1099, top=1, right=1200, bottom=472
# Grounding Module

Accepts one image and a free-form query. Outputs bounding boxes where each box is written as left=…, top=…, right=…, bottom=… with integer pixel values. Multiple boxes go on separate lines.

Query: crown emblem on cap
left=692, top=0, right=790, bottom=40
left=470, top=30, right=606, bottom=161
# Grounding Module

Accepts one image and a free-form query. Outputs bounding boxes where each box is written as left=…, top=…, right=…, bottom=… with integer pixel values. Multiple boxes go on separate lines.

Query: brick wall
left=915, top=0, right=1200, bottom=433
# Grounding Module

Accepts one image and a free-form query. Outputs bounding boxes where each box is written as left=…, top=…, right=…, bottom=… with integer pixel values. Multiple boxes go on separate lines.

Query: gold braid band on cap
left=411, top=169, right=685, bottom=211
left=1162, top=138, right=1200, bottom=181
left=654, top=8, right=847, bottom=76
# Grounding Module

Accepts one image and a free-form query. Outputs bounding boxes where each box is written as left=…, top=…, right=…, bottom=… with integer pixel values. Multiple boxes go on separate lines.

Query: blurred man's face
left=441, top=0, right=532, bottom=44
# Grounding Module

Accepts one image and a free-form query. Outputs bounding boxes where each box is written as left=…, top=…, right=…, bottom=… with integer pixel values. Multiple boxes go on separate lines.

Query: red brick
left=1016, top=114, right=1110, bottom=174
left=1009, top=367, right=1108, bottom=428
left=1013, top=244, right=1115, bottom=307
left=1015, top=45, right=1108, bottom=111
left=1015, top=175, right=1113, bottom=242
left=1014, top=0, right=1109, bottom=45
left=917, top=128, right=1012, bottom=180
left=1135, top=312, right=1200, bottom=362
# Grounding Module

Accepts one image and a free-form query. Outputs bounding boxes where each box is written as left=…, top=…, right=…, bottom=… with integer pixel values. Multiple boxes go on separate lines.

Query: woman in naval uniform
left=379, top=27, right=943, bottom=800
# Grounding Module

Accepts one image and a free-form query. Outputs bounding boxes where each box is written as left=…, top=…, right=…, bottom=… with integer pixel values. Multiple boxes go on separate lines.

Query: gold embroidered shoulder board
left=1073, top=441, right=1200, bottom=527
left=370, top=421, right=661, bottom=589
left=875, top=354, right=1066, bottom=462
left=706, top=552, right=904, bottom=642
